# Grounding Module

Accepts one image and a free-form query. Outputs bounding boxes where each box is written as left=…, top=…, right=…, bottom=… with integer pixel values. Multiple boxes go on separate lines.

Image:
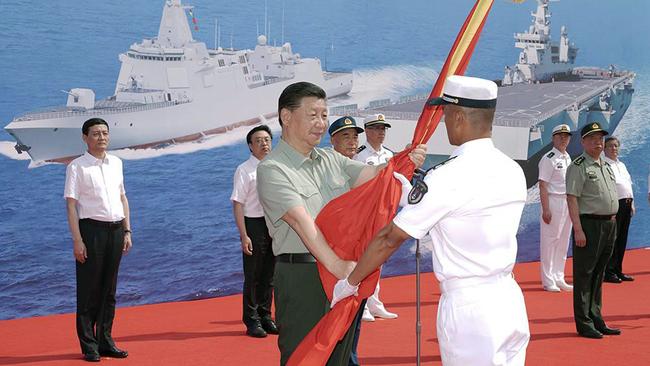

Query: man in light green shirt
left=257, top=81, right=426, bottom=365
left=566, top=122, right=620, bottom=340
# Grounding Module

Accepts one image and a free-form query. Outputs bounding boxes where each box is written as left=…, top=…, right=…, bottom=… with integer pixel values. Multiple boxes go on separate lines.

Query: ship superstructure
left=331, top=0, right=634, bottom=187
left=4, top=0, right=353, bottom=163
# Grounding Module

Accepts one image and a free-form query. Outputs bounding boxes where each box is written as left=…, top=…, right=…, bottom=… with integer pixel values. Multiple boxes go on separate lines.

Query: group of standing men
left=63, top=74, right=646, bottom=365
left=538, top=120, right=637, bottom=339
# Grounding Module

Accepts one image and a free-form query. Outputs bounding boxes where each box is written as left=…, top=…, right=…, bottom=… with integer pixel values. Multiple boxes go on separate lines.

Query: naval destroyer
left=4, top=0, right=352, bottom=163
left=333, top=0, right=635, bottom=187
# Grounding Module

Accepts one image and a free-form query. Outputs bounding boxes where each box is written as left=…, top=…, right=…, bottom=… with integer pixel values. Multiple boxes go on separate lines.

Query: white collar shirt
left=537, top=147, right=571, bottom=194
left=393, top=138, right=527, bottom=282
left=604, top=156, right=634, bottom=199
left=64, top=152, right=126, bottom=222
left=353, top=144, right=393, bottom=166
left=230, top=155, right=265, bottom=218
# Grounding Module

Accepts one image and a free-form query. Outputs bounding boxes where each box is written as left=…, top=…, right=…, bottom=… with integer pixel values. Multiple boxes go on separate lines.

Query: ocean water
left=1, top=0, right=649, bottom=320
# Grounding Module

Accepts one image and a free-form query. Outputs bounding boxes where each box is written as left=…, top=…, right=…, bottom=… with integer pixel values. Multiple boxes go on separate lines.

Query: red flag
left=287, top=1, right=495, bottom=365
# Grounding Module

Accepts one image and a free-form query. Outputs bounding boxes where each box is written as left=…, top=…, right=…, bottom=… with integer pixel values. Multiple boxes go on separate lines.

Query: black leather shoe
left=596, top=325, right=621, bottom=335
left=578, top=329, right=603, bottom=339
left=603, top=274, right=622, bottom=283
left=83, top=352, right=101, bottom=362
left=98, top=347, right=128, bottom=358
left=618, top=273, right=635, bottom=281
left=246, top=324, right=268, bottom=338
left=261, top=319, right=279, bottom=335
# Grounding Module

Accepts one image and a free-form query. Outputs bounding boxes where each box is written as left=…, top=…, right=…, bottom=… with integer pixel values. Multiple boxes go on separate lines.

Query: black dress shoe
left=98, top=347, right=128, bottom=358
left=578, top=329, right=603, bottom=339
left=618, top=273, right=635, bottom=281
left=246, top=324, right=268, bottom=338
left=596, top=325, right=621, bottom=335
left=83, top=352, right=101, bottom=362
left=603, top=274, right=622, bottom=283
left=261, top=319, right=279, bottom=335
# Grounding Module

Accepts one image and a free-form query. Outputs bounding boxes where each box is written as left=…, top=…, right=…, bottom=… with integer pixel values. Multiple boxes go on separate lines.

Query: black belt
left=580, top=214, right=615, bottom=221
left=80, top=218, right=125, bottom=229
left=276, top=253, right=316, bottom=264
left=619, top=198, right=633, bottom=204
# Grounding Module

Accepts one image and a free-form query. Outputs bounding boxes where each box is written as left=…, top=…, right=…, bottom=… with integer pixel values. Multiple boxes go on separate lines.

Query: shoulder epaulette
left=357, top=145, right=366, bottom=154
left=546, top=151, right=555, bottom=158
left=426, top=156, right=457, bottom=173
left=573, top=156, right=585, bottom=166
left=385, top=146, right=394, bottom=154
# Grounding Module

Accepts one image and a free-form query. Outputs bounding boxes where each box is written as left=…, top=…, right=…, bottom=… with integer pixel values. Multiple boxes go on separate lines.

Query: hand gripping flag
left=287, top=1, right=495, bottom=364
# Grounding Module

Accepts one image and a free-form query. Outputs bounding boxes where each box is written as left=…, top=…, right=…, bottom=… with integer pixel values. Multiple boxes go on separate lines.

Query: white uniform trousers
left=539, top=193, right=572, bottom=287
left=437, top=273, right=530, bottom=366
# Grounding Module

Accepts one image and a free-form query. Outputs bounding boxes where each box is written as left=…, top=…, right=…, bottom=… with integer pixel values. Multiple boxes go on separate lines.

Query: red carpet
left=1, top=248, right=649, bottom=365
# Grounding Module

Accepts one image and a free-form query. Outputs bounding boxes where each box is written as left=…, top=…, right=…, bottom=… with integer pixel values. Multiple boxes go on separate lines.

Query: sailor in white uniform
left=332, top=75, right=530, bottom=366
left=538, top=124, right=574, bottom=292
left=354, top=114, right=394, bottom=166
left=354, top=113, right=398, bottom=322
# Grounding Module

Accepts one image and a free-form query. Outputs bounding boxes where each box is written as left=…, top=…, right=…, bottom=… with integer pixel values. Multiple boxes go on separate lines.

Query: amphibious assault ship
left=4, top=0, right=353, bottom=163
left=333, top=0, right=635, bottom=187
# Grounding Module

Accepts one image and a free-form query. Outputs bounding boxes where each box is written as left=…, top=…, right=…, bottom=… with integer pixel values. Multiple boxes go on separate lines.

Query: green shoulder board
left=573, top=156, right=585, bottom=166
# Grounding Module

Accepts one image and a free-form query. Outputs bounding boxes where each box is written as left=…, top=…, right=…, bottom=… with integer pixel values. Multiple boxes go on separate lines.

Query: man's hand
left=542, top=209, right=552, bottom=224
left=74, top=240, right=87, bottom=263
left=393, top=172, right=413, bottom=207
left=408, top=144, right=427, bottom=169
left=330, top=278, right=359, bottom=308
left=574, top=228, right=587, bottom=247
left=123, top=233, right=133, bottom=253
left=241, top=236, right=253, bottom=255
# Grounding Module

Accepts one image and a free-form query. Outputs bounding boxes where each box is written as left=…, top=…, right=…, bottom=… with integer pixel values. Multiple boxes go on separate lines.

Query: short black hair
left=605, top=136, right=619, bottom=145
left=278, top=82, right=326, bottom=126
left=246, top=124, right=273, bottom=145
left=82, top=118, right=109, bottom=135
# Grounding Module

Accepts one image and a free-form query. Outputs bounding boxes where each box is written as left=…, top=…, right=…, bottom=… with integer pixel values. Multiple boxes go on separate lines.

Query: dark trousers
left=606, top=199, right=633, bottom=276
left=274, top=261, right=359, bottom=366
left=242, top=217, right=275, bottom=327
left=348, top=299, right=367, bottom=366
left=573, top=216, right=616, bottom=333
left=76, top=219, right=124, bottom=354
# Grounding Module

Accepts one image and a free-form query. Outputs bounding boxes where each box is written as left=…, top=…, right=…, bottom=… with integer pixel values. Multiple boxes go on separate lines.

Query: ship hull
left=5, top=73, right=352, bottom=163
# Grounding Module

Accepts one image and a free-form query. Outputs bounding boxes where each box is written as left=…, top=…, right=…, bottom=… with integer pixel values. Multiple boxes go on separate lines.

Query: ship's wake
left=613, top=74, right=649, bottom=155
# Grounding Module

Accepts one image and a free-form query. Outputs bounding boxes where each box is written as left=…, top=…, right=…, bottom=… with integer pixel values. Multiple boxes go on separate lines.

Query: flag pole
left=416, top=238, right=421, bottom=366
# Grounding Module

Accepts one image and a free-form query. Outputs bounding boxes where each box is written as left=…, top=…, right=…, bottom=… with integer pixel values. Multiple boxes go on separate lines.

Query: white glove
left=393, top=172, right=413, bottom=207
left=330, top=278, right=359, bottom=308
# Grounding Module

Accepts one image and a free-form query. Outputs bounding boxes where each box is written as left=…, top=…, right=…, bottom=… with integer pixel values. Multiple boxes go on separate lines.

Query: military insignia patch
left=426, top=156, right=457, bottom=173
left=378, top=114, right=385, bottom=121
left=573, top=156, right=585, bottom=166
left=592, top=123, right=598, bottom=129
left=408, top=169, right=429, bottom=204
left=344, top=118, right=352, bottom=125
left=357, top=145, right=366, bottom=153
left=546, top=151, right=555, bottom=158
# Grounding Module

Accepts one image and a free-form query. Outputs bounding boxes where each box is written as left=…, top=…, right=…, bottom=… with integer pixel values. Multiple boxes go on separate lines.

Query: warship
left=4, top=0, right=353, bottom=163
left=333, top=0, right=635, bottom=187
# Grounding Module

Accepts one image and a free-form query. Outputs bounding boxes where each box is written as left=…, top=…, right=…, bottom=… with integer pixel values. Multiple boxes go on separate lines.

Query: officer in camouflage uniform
left=566, top=122, right=621, bottom=339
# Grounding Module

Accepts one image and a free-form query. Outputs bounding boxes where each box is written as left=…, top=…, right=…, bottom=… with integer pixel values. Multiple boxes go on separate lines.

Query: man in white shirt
left=64, top=118, right=132, bottom=362
left=538, top=124, right=574, bottom=292
left=354, top=114, right=394, bottom=166
left=332, top=76, right=530, bottom=365
left=603, top=136, right=635, bottom=283
left=231, top=125, right=278, bottom=338
left=354, top=113, right=398, bottom=322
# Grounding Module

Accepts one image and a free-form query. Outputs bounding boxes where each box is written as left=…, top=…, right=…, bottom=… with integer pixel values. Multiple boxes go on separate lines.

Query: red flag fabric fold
left=287, top=1, right=494, bottom=364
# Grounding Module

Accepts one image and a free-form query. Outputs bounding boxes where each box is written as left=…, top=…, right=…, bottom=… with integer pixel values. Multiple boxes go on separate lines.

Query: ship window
left=239, top=55, right=246, bottom=64
left=552, top=56, right=559, bottom=63
left=243, top=66, right=249, bottom=74
left=218, top=59, right=225, bottom=67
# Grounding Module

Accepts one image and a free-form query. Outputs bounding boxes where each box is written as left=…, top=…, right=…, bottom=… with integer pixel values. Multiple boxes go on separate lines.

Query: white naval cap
left=552, top=124, right=572, bottom=135
left=428, top=75, right=498, bottom=109
left=363, top=113, right=391, bottom=128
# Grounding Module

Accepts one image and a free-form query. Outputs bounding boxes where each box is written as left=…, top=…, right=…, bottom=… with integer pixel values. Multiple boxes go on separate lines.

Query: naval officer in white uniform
left=538, top=124, right=574, bottom=292
left=354, top=114, right=394, bottom=166
left=332, top=75, right=530, bottom=365
left=353, top=113, right=398, bottom=322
